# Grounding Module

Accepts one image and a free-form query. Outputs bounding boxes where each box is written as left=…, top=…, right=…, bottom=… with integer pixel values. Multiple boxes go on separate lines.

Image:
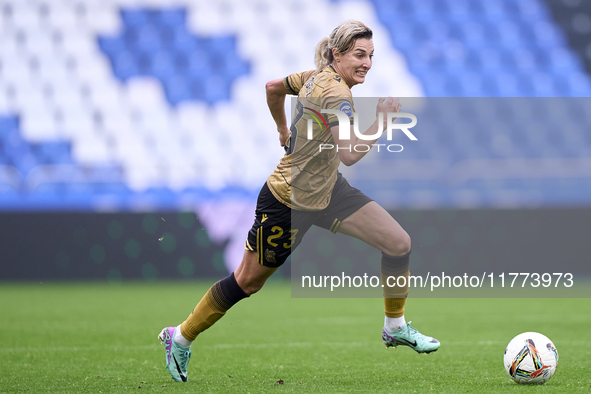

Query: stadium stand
left=544, top=0, right=591, bottom=74
left=0, top=0, right=590, bottom=211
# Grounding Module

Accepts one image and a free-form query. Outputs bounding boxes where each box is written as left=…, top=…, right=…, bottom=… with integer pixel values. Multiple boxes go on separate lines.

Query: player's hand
left=279, top=127, right=290, bottom=149
left=376, top=97, right=402, bottom=126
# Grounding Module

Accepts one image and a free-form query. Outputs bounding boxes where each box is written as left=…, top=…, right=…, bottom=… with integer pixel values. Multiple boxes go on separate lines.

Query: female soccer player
left=159, top=20, right=439, bottom=382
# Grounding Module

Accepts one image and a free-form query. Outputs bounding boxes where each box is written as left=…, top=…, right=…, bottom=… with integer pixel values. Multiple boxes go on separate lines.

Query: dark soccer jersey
left=267, top=65, right=354, bottom=211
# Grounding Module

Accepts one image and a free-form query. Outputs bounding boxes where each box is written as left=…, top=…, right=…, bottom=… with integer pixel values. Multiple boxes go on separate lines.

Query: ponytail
left=314, top=36, right=333, bottom=71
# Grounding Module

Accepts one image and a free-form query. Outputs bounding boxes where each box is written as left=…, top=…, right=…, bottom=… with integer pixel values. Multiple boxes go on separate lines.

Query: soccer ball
left=503, top=332, right=559, bottom=384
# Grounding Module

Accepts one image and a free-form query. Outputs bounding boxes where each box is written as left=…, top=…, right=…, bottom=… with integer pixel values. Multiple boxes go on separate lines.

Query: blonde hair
left=314, top=20, right=373, bottom=71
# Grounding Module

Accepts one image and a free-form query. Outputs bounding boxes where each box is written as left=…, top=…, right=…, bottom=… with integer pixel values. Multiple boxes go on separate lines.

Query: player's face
left=334, top=38, right=374, bottom=87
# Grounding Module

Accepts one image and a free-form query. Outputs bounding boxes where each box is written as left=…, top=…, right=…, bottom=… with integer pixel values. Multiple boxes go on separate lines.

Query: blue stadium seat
left=141, top=187, right=177, bottom=204
left=189, top=79, right=206, bottom=102
left=446, top=1, right=473, bottom=21
left=532, top=21, right=566, bottom=48
left=164, top=75, right=192, bottom=105
left=150, top=50, right=176, bottom=79
left=479, top=0, right=507, bottom=20
left=185, top=49, right=210, bottom=74
left=385, top=21, right=414, bottom=49
left=64, top=181, right=95, bottom=194
left=460, top=21, right=488, bottom=49
left=112, top=52, right=139, bottom=80
left=419, top=71, right=447, bottom=97
left=208, top=36, right=236, bottom=53
left=94, top=182, right=131, bottom=195
left=204, top=75, right=229, bottom=104
left=157, top=8, right=186, bottom=27
left=0, top=147, right=7, bottom=165
left=478, top=48, right=504, bottom=73
left=135, top=51, right=153, bottom=75
left=172, top=28, right=197, bottom=52
left=456, top=72, right=484, bottom=96
left=12, top=153, right=38, bottom=175
left=134, top=25, right=163, bottom=52
left=208, top=53, right=227, bottom=74
left=98, top=36, right=126, bottom=56
left=548, top=48, right=582, bottom=73
left=89, top=165, right=123, bottom=181
left=180, top=186, right=214, bottom=201
left=32, top=183, right=64, bottom=197
left=219, top=185, right=256, bottom=200
left=374, top=0, right=396, bottom=21
left=0, top=116, right=19, bottom=136
left=0, top=183, right=19, bottom=197
left=495, top=72, right=523, bottom=97
left=530, top=72, right=556, bottom=96
left=120, top=9, right=149, bottom=28
left=224, top=52, right=250, bottom=79
left=30, top=141, right=72, bottom=165
left=567, top=73, right=591, bottom=96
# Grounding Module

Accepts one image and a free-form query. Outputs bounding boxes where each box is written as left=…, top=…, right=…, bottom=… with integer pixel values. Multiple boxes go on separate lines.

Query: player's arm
left=266, top=78, right=291, bottom=147
left=266, top=70, right=316, bottom=147
left=330, top=97, right=401, bottom=166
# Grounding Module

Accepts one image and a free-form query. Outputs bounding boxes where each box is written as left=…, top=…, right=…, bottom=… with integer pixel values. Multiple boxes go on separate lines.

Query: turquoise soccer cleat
left=158, top=327, right=192, bottom=382
left=382, top=321, right=440, bottom=354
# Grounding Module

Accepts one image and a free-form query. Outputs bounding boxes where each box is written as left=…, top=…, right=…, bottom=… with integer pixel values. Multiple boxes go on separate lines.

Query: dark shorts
left=246, top=173, right=373, bottom=267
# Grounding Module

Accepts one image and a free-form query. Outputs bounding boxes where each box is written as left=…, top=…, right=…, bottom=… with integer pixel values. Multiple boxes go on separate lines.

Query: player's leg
left=337, top=201, right=411, bottom=326
left=337, top=201, right=440, bottom=353
left=159, top=250, right=278, bottom=382
left=180, top=249, right=278, bottom=343
left=234, top=249, right=279, bottom=294
left=181, top=249, right=277, bottom=343
left=158, top=181, right=311, bottom=382
left=337, top=200, right=410, bottom=255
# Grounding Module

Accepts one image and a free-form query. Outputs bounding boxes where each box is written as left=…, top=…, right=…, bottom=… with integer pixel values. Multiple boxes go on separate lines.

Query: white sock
left=174, top=324, right=193, bottom=348
left=384, top=315, right=406, bottom=332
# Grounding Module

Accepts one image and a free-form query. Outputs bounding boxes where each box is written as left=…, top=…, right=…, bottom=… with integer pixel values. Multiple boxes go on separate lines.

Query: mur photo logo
left=304, top=106, right=418, bottom=153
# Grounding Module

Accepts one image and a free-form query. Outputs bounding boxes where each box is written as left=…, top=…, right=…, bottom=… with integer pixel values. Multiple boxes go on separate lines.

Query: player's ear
left=332, top=48, right=340, bottom=63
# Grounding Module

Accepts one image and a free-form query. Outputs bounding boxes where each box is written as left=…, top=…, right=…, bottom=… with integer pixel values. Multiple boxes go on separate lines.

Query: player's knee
left=398, top=232, right=411, bottom=255
left=383, top=231, right=411, bottom=256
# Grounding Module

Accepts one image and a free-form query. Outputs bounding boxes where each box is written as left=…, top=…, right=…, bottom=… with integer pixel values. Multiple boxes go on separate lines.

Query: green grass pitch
left=1, top=280, right=589, bottom=393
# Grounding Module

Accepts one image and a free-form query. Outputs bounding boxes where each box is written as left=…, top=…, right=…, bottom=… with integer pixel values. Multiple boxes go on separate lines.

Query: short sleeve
left=283, top=70, right=317, bottom=95
left=322, top=82, right=354, bottom=128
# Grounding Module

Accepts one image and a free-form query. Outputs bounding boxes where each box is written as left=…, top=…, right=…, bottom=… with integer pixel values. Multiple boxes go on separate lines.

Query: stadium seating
left=0, top=0, right=590, bottom=210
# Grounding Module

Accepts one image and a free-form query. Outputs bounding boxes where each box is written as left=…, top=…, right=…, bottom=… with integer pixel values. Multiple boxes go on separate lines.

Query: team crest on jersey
left=264, top=249, right=277, bottom=264
left=334, top=76, right=341, bottom=82
left=339, top=101, right=353, bottom=117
